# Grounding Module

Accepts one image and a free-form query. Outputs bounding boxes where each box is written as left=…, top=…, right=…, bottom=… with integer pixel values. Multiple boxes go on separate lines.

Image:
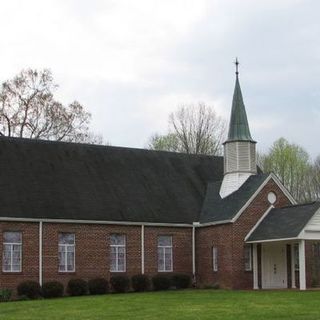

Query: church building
left=1, top=66, right=320, bottom=293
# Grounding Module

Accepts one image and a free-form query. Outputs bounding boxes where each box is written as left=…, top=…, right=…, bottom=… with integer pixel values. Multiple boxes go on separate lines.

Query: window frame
left=212, top=246, right=218, bottom=272
left=2, top=231, right=22, bottom=273
left=58, top=233, right=75, bottom=273
left=157, top=235, right=173, bottom=272
left=110, top=234, right=126, bottom=273
left=244, top=244, right=252, bottom=271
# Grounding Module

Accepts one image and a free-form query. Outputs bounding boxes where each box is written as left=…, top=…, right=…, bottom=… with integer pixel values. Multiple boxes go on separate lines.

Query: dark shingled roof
left=200, top=174, right=270, bottom=223
left=0, top=137, right=227, bottom=224
left=247, top=202, right=320, bottom=242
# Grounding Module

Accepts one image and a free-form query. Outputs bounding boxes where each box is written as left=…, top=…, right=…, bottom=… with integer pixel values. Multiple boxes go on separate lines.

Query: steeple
left=219, top=59, right=257, bottom=199
left=226, top=58, right=254, bottom=142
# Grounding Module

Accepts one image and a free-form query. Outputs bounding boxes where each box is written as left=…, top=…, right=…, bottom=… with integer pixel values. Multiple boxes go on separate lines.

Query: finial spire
left=234, top=57, right=239, bottom=76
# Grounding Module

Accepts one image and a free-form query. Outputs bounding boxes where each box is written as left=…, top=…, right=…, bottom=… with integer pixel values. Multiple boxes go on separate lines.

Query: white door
left=261, top=243, right=287, bottom=289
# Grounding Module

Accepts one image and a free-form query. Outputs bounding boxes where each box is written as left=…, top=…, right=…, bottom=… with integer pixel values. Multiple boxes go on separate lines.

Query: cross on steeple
left=234, top=58, right=239, bottom=76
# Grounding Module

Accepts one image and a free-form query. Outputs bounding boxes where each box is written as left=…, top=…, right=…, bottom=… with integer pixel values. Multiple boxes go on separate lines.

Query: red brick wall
left=196, top=223, right=233, bottom=288
left=0, top=178, right=303, bottom=292
left=196, top=178, right=291, bottom=289
left=0, top=222, right=192, bottom=294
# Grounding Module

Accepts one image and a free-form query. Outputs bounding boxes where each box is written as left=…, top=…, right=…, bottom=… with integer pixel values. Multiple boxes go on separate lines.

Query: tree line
left=147, top=103, right=320, bottom=203
left=0, top=69, right=318, bottom=203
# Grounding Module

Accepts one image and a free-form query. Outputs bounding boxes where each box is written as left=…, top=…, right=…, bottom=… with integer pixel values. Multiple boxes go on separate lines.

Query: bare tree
left=148, top=103, right=226, bottom=155
left=0, top=69, right=102, bottom=143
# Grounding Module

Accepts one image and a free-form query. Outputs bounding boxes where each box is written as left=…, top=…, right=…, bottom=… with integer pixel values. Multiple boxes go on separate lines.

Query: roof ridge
left=0, top=136, right=223, bottom=159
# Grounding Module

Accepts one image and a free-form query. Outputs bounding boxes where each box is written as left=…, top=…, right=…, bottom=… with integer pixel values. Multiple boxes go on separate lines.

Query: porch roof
left=246, top=202, right=320, bottom=242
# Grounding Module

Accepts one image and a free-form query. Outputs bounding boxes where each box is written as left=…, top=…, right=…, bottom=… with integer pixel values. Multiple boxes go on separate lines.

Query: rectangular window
left=212, top=247, right=218, bottom=272
left=244, top=244, right=252, bottom=271
left=58, top=233, right=75, bottom=272
left=110, top=234, right=126, bottom=272
left=158, top=236, right=173, bottom=272
left=3, top=232, right=22, bottom=272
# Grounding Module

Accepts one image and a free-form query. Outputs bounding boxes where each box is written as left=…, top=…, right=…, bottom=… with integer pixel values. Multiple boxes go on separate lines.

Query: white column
left=299, top=240, right=306, bottom=290
left=141, top=225, right=145, bottom=274
left=39, top=221, right=43, bottom=286
left=291, top=244, right=296, bottom=288
left=253, top=244, right=259, bottom=289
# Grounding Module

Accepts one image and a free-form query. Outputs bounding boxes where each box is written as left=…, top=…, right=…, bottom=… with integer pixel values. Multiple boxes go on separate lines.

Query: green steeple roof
left=226, top=71, right=254, bottom=142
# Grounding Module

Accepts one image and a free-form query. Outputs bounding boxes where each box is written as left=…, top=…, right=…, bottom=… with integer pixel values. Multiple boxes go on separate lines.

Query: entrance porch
left=246, top=202, right=320, bottom=290
left=252, top=240, right=308, bottom=290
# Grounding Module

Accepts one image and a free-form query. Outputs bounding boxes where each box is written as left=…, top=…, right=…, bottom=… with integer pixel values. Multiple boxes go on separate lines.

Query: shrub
left=152, top=275, right=171, bottom=291
left=42, top=281, right=64, bottom=298
left=131, top=274, right=150, bottom=292
left=88, top=278, right=109, bottom=295
left=17, top=281, right=41, bottom=299
left=67, top=279, right=88, bottom=296
left=110, top=275, right=130, bottom=293
left=203, top=282, right=220, bottom=290
left=0, top=288, right=12, bottom=302
left=171, top=274, right=191, bottom=289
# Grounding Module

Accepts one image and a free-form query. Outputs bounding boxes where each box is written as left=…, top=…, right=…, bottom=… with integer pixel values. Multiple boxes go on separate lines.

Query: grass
left=0, top=289, right=320, bottom=320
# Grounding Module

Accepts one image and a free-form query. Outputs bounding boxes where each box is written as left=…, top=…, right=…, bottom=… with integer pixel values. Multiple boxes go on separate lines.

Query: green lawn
left=0, top=289, right=320, bottom=320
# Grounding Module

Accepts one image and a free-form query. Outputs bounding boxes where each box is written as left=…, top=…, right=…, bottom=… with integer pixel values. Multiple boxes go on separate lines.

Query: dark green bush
left=110, top=275, right=130, bottom=293
left=171, top=274, right=191, bottom=289
left=152, top=275, right=171, bottom=291
left=42, top=281, right=64, bottom=298
left=88, top=278, right=109, bottom=295
left=17, top=281, right=41, bottom=299
left=0, top=288, right=12, bottom=302
left=131, top=274, right=150, bottom=292
left=67, top=279, right=88, bottom=296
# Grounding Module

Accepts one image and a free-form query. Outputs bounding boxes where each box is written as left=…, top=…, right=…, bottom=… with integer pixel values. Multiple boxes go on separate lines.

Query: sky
left=0, top=0, right=320, bottom=158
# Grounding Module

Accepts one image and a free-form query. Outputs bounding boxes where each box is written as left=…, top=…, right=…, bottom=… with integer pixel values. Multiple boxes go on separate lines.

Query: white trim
left=298, top=207, right=320, bottom=239
left=246, top=237, right=298, bottom=244
left=299, top=239, right=306, bottom=290
left=232, top=173, right=296, bottom=223
left=58, top=233, right=76, bottom=273
left=157, top=236, right=173, bottom=272
left=245, top=205, right=274, bottom=242
left=2, top=231, right=22, bottom=273
left=0, top=217, right=192, bottom=228
left=299, top=230, right=320, bottom=240
left=252, top=244, right=258, bottom=289
left=110, top=234, right=126, bottom=273
left=231, top=175, right=272, bottom=223
left=212, top=246, right=218, bottom=272
left=197, top=220, right=233, bottom=228
left=270, top=173, right=297, bottom=205
left=39, top=221, right=43, bottom=286
left=291, top=243, right=296, bottom=288
left=244, top=244, right=253, bottom=271
left=141, top=225, right=145, bottom=274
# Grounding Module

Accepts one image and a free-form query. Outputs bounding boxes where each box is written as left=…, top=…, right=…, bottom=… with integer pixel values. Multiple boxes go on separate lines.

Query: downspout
left=141, top=224, right=145, bottom=274
left=39, top=221, right=43, bottom=286
left=192, top=223, right=196, bottom=285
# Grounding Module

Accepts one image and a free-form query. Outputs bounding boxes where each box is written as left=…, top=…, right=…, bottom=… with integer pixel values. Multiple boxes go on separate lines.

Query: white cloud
left=0, top=0, right=319, bottom=157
